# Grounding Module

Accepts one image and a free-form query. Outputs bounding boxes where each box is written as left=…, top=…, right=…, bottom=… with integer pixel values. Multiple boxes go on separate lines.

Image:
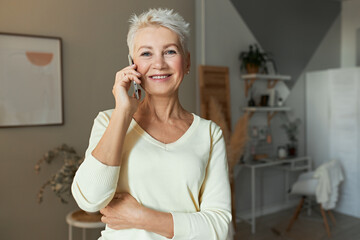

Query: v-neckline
left=131, top=113, right=199, bottom=149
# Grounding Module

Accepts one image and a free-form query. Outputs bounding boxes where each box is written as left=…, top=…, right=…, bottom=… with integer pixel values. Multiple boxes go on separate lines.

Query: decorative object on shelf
left=248, top=97, right=256, bottom=107
left=239, top=44, right=276, bottom=74
left=251, top=126, right=259, bottom=138
left=265, top=60, right=278, bottom=75
left=35, top=144, right=83, bottom=204
left=277, top=146, right=288, bottom=159
left=281, top=117, right=301, bottom=157
left=287, top=144, right=297, bottom=157
left=274, top=81, right=290, bottom=105
left=260, top=94, right=269, bottom=106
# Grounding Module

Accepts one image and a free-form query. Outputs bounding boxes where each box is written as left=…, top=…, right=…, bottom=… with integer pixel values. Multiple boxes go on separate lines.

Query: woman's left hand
left=100, top=192, right=143, bottom=230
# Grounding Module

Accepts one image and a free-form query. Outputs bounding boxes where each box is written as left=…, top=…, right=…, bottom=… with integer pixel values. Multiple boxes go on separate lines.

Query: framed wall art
left=0, top=32, right=63, bottom=127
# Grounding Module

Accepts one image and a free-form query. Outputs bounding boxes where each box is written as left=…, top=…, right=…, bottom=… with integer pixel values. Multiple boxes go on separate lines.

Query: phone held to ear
left=128, top=54, right=140, bottom=100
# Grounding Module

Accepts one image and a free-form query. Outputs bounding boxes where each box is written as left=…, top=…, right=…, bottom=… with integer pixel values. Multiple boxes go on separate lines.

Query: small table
left=242, top=156, right=312, bottom=234
left=66, top=209, right=105, bottom=240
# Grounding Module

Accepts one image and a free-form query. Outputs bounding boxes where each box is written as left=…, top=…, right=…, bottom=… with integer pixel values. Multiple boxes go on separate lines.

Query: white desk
left=66, top=210, right=105, bottom=240
left=242, top=156, right=312, bottom=234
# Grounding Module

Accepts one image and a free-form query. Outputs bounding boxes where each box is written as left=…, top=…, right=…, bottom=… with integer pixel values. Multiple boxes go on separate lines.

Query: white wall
left=292, top=15, right=341, bottom=158
left=306, top=68, right=360, bottom=218
left=341, top=0, right=360, bottom=67
left=196, top=0, right=342, bottom=220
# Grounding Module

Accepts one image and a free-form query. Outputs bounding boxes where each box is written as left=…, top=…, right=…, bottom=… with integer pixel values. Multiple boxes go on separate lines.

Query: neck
left=137, top=92, right=185, bottom=122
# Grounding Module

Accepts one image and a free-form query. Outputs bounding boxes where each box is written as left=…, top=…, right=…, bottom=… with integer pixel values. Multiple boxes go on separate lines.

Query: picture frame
left=0, top=32, right=63, bottom=127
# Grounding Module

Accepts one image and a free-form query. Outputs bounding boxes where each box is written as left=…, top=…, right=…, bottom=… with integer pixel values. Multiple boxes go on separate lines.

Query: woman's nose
left=152, top=54, right=167, bottom=69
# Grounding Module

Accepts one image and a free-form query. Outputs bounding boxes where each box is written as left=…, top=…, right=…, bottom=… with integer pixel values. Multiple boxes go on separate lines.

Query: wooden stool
left=66, top=209, right=105, bottom=240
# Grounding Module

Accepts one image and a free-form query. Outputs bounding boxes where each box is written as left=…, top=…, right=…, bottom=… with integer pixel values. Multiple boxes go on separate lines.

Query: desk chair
left=286, top=160, right=343, bottom=238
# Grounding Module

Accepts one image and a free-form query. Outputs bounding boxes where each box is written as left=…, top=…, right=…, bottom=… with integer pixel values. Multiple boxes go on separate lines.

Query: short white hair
left=127, top=8, right=190, bottom=56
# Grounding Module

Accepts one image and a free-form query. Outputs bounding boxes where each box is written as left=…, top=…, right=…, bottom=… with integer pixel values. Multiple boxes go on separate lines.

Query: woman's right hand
left=112, top=64, right=142, bottom=115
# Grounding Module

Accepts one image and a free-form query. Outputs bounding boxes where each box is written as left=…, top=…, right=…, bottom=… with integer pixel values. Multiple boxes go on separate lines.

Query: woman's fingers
left=115, top=70, right=141, bottom=85
left=101, top=216, right=118, bottom=229
left=113, top=192, right=129, bottom=199
left=126, top=67, right=142, bottom=79
left=120, top=64, right=142, bottom=81
left=100, top=207, right=107, bottom=216
left=117, top=67, right=141, bottom=78
left=112, top=65, right=142, bottom=112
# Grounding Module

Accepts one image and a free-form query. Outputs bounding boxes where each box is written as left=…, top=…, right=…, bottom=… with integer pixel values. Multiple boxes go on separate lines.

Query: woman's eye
left=165, top=50, right=177, bottom=55
left=140, top=52, right=151, bottom=57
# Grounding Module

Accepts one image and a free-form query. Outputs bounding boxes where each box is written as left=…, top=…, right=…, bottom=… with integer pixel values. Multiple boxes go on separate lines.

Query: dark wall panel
left=230, top=0, right=340, bottom=87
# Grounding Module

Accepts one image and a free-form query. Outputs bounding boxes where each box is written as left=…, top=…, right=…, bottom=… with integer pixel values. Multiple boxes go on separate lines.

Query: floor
left=235, top=208, right=360, bottom=240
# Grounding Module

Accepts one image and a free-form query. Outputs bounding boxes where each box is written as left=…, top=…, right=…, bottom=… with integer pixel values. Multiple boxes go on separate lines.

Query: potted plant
left=35, top=145, right=103, bottom=222
left=239, top=44, right=276, bottom=74
left=281, top=118, right=301, bottom=157
left=35, top=144, right=83, bottom=204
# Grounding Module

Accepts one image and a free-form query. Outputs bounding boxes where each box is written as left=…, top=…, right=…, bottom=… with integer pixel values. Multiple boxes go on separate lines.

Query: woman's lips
left=149, top=74, right=172, bottom=82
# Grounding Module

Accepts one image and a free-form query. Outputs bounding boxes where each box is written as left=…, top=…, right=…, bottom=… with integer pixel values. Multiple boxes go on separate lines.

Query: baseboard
left=236, top=199, right=299, bottom=223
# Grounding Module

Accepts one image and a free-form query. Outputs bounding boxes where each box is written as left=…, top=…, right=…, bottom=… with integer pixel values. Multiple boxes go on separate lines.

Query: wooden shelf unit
left=243, top=107, right=291, bottom=126
left=241, top=73, right=291, bottom=97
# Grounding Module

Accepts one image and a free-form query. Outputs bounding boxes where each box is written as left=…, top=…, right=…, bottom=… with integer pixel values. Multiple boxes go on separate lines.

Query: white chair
left=286, top=160, right=344, bottom=237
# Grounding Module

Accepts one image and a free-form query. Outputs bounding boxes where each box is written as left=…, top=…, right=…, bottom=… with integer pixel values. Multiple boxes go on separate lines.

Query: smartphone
left=128, top=54, right=140, bottom=99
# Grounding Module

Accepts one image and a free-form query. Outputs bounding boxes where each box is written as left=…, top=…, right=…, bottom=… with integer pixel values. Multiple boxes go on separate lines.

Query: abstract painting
left=0, top=33, right=63, bottom=127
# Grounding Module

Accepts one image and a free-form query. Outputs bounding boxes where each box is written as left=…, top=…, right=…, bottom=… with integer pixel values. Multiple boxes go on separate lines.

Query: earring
left=186, top=70, right=190, bottom=74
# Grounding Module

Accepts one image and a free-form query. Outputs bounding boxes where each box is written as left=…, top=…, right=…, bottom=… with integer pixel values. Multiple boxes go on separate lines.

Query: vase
left=246, top=64, right=259, bottom=74
left=287, top=144, right=297, bottom=157
left=277, top=146, right=287, bottom=159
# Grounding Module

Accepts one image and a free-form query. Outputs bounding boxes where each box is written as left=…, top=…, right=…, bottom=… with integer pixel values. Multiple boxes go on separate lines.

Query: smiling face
left=132, top=25, right=190, bottom=97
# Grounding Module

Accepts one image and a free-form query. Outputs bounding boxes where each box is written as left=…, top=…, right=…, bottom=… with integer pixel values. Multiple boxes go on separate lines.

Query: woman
left=72, top=8, right=231, bottom=240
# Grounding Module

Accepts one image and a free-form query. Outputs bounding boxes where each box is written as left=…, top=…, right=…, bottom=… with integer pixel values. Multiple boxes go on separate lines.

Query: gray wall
left=230, top=0, right=340, bottom=87
left=0, top=1, right=195, bottom=239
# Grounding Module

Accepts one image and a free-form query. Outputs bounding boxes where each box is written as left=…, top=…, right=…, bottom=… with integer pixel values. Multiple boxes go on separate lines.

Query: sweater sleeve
left=71, top=111, right=120, bottom=212
left=170, top=122, right=232, bottom=240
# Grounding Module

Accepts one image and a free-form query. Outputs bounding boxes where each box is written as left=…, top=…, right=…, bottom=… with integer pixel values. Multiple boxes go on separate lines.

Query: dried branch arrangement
left=35, top=144, right=83, bottom=204
left=208, top=97, right=248, bottom=178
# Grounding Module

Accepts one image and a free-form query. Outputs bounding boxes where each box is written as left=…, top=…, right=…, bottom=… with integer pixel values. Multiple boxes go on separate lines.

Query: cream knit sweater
left=72, top=110, right=231, bottom=240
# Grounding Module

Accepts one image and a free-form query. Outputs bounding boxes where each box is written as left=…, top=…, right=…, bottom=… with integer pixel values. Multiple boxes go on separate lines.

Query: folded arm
left=99, top=122, right=231, bottom=240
